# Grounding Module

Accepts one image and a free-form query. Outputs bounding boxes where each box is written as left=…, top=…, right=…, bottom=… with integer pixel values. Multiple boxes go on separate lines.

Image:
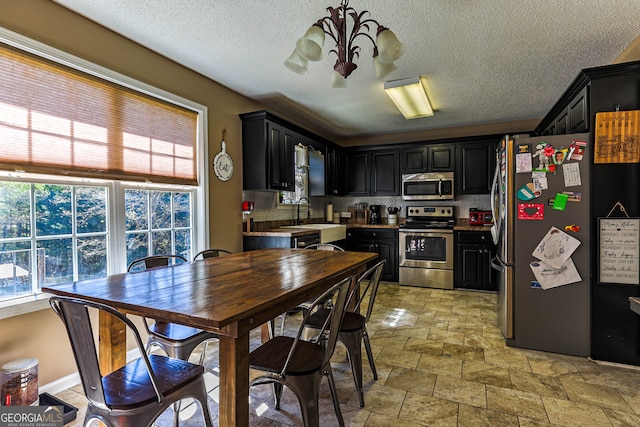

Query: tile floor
left=53, top=283, right=640, bottom=426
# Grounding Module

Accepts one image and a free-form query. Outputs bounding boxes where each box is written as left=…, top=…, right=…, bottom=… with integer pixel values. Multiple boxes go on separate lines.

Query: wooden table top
left=43, top=248, right=378, bottom=335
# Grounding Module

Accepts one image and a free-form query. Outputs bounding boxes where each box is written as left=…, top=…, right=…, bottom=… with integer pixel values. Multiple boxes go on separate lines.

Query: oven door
left=399, top=229, right=454, bottom=269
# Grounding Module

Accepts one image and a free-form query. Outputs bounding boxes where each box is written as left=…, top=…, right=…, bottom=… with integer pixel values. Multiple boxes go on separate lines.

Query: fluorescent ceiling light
left=384, top=76, right=434, bottom=119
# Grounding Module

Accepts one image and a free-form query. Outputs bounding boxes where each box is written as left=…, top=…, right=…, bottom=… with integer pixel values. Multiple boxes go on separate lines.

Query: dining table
left=42, top=247, right=377, bottom=427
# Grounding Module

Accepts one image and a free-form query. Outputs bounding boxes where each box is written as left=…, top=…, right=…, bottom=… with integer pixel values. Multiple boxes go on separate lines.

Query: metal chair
left=303, top=259, right=386, bottom=407
left=50, top=296, right=214, bottom=427
left=127, top=255, right=219, bottom=363
left=249, top=275, right=354, bottom=427
left=193, top=248, right=232, bottom=261
left=277, top=243, right=345, bottom=336
left=127, top=254, right=188, bottom=272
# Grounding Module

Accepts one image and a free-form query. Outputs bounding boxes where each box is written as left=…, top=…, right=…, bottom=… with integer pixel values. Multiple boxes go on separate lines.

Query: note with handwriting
left=599, top=218, right=640, bottom=284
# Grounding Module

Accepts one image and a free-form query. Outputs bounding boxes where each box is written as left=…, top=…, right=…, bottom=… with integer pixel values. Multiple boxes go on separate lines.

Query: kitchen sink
left=280, top=224, right=346, bottom=244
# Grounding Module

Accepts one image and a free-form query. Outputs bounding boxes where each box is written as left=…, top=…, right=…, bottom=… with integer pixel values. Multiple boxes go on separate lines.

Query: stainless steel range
left=399, top=206, right=455, bottom=289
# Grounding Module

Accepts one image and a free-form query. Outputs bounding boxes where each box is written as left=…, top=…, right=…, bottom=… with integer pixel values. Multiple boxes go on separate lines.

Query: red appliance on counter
left=468, top=209, right=493, bottom=225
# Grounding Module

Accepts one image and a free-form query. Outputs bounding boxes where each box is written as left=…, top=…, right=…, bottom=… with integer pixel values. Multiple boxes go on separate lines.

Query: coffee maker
left=369, top=205, right=381, bottom=224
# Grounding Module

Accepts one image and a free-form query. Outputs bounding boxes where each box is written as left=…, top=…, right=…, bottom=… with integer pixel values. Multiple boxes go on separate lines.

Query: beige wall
left=0, top=0, right=263, bottom=385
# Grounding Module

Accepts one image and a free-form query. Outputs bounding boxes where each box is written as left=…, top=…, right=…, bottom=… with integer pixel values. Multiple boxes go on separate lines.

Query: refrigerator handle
left=490, top=163, right=500, bottom=245
left=490, top=256, right=505, bottom=272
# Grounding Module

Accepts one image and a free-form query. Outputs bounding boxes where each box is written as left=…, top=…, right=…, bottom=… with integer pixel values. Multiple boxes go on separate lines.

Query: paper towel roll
left=326, top=203, right=333, bottom=222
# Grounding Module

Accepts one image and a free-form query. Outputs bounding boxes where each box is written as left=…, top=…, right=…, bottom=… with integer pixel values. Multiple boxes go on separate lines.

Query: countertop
left=243, top=218, right=493, bottom=237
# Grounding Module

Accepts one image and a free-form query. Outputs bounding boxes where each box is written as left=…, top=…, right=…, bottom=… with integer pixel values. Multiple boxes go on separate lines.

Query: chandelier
left=284, top=0, right=405, bottom=88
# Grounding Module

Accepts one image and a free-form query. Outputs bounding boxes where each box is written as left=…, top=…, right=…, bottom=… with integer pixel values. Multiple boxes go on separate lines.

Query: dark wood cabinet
left=401, top=144, right=455, bottom=173
left=347, top=228, right=398, bottom=282
left=455, top=231, right=497, bottom=291
left=535, top=83, right=590, bottom=136
left=346, top=149, right=399, bottom=196
left=240, top=112, right=296, bottom=191
left=370, top=150, right=400, bottom=196
left=346, top=151, right=370, bottom=195
left=457, top=140, right=496, bottom=195
left=325, top=146, right=345, bottom=196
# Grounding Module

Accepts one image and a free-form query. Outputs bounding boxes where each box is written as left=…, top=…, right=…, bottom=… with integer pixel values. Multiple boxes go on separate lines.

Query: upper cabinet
left=325, top=146, right=346, bottom=196
left=457, top=140, right=496, bottom=195
left=240, top=111, right=338, bottom=194
left=401, top=144, right=455, bottom=173
left=346, top=148, right=400, bottom=196
left=241, top=112, right=295, bottom=191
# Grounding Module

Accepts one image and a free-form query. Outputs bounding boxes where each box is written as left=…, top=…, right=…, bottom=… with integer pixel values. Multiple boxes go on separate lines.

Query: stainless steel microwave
left=402, top=172, right=455, bottom=200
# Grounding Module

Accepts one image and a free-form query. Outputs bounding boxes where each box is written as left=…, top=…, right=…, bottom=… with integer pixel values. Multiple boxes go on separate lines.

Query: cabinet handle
left=478, top=249, right=483, bottom=253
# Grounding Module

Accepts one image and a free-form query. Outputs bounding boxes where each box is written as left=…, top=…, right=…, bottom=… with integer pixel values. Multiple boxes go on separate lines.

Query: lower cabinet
left=347, top=228, right=398, bottom=282
left=455, top=231, right=498, bottom=291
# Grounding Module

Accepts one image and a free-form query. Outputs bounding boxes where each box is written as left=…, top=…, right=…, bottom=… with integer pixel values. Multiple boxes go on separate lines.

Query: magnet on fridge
left=517, top=144, right=530, bottom=153
left=564, top=224, right=581, bottom=232
left=517, top=183, right=541, bottom=200
left=518, top=203, right=544, bottom=220
left=552, top=193, right=569, bottom=211
left=531, top=281, right=542, bottom=289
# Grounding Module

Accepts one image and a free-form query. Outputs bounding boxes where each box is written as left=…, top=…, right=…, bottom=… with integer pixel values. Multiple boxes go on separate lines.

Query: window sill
left=0, top=293, right=52, bottom=320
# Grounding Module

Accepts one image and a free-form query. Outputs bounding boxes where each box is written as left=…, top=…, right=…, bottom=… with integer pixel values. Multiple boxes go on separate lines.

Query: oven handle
left=399, top=229, right=454, bottom=234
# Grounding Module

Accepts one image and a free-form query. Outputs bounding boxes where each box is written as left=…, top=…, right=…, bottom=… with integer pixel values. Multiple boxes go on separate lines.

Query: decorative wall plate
left=213, top=140, right=233, bottom=181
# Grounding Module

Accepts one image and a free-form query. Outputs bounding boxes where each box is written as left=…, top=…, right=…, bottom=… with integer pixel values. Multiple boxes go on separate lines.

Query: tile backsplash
left=242, top=190, right=490, bottom=223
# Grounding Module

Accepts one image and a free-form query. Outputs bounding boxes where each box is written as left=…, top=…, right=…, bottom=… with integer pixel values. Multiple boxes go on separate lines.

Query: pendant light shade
left=373, top=55, right=398, bottom=79
left=376, top=27, right=405, bottom=64
left=295, top=24, right=325, bottom=61
left=284, top=49, right=309, bottom=74
left=330, top=71, right=349, bottom=88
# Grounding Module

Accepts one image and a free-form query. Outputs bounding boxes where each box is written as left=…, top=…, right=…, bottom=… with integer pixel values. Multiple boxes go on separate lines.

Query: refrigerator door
left=511, top=133, right=590, bottom=356
left=492, top=135, right=516, bottom=340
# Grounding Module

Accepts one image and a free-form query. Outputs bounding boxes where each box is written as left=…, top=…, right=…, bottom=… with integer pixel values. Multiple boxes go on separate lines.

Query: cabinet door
left=346, top=152, right=370, bottom=195
left=428, top=144, right=456, bottom=171
left=326, top=147, right=345, bottom=196
left=457, top=141, right=495, bottom=194
left=555, top=109, right=569, bottom=135
left=267, top=122, right=295, bottom=191
left=456, top=244, right=483, bottom=289
left=376, top=239, right=399, bottom=282
left=371, top=150, right=400, bottom=196
left=401, top=146, right=429, bottom=173
left=568, top=85, right=588, bottom=133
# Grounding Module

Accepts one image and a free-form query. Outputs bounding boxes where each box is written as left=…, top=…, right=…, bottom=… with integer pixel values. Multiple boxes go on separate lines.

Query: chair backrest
left=304, top=243, right=344, bottom=251
left=127, top=254, right=187, bottom=272
left=193, top=249, right=232, bottom=261
left=351, top=260, right=386, bottom=323
left=49, top=296, right=161, bottom=409
left=281, top=275, right=353, bottom=375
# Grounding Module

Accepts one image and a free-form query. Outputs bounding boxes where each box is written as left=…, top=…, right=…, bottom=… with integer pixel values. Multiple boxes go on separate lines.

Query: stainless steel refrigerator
left=490, top=133, right=590, bottom=356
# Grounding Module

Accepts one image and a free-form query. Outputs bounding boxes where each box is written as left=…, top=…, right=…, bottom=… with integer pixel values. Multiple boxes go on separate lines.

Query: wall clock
left=213, top=137, right=233, bottom=182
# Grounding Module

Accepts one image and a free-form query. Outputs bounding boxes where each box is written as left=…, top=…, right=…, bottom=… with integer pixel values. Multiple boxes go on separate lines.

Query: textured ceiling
left=53, top=0, right=640, bottom=143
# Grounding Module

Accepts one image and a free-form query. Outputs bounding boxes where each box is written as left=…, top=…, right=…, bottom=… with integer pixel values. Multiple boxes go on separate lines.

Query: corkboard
left=594, top=110, right=640, bottom=164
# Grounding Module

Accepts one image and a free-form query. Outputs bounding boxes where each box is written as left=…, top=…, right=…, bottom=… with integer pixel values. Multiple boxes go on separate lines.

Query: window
left=0, top=181, right=108, bottom=301
left=125, top=189, right=193, bottom=267
left=0, top=28, right=208, bottom=313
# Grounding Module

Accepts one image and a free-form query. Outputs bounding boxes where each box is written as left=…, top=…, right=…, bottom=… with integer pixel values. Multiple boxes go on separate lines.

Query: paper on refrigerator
left=532, top=227, right=580, bottom=269
left=530, top=258, right=582, bottom=289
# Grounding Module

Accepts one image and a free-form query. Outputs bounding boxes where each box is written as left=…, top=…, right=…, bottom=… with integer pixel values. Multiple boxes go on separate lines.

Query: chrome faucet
left=297, top=197, right=310, bottom=225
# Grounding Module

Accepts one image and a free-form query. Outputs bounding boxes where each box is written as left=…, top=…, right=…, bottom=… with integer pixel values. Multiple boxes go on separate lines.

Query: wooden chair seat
left=250, top=336, right=324, bottom=376
left=147, top=321, right=214, bottom=342
left=103, top=354, right=204, bottom=410
left=306, top=309, right=365, bottom=333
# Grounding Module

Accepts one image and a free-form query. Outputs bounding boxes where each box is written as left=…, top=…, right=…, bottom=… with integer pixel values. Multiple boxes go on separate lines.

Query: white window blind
left=0, top=43, right=198, bottom=185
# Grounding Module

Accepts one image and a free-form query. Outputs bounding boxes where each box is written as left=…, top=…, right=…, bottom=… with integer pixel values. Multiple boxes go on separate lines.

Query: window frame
left=0, top=27, right=209, bottom=319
